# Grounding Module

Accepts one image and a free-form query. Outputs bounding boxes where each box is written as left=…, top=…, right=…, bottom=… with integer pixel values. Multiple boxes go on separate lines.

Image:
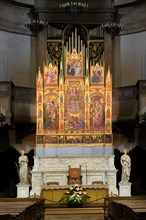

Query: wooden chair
left=67, top=165, right=82, bottom=185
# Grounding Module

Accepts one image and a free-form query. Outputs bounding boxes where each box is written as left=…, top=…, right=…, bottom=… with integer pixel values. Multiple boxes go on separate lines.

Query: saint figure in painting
left=68, top=87, right=80, bottom=114
left=45, top=68, right=56, bottom=84
left=67, top=60, right=76, bottom=76
left=38, top=92, right=42, bottom=102
left=90, top=96, right=105, bottom=129
left=44, top=99, right=59, bottom=129
left=91, top=69, right=102, bottom=84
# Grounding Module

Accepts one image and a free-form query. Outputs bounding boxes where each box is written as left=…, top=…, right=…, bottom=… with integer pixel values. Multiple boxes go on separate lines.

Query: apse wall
left=0, top=31, right=36, bottom=87
left=0, top=0, right=37, bottom=88
left=114, top=32, right=146, bottom=87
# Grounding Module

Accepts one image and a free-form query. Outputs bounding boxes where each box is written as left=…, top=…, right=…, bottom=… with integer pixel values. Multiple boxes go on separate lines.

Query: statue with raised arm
left=120, top=149, right=131, bottom=183
left=19, top=150, right=29, bottom=184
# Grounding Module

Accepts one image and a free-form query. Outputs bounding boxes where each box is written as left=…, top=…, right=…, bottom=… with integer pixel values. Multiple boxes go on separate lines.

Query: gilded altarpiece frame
left=36, top=50, right=112, bottom=147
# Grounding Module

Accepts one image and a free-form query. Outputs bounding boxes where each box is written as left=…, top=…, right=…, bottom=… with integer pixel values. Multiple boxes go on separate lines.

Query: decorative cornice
left=1, top=0, right=33, bottom=8
left=118, top=2, right=146, bottom=34
left=0, top=1, right=34, bottom=35
left=0, top=0, right=145, bottom=35
left=114, top=0, right=146, bottom=8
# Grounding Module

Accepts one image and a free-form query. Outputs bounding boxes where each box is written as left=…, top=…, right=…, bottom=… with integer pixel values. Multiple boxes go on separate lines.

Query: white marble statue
left=19, top=150, right=29, bottom=184
left=120, top=149, right=131, bottom=183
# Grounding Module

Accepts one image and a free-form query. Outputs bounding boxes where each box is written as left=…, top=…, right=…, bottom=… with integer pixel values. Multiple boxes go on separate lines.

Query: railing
left=104, top=196, right=146, bottom=220
left=0, top=198, right=44, bottom=220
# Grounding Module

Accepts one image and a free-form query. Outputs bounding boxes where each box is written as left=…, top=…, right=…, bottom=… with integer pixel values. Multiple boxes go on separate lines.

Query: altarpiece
left=30, top=25, right=118, bottom=197
left=36, top=51, right=112, bottom=147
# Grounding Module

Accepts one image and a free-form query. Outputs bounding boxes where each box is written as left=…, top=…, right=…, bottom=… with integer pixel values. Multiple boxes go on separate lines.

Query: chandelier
left=101, top=22, right=124, bottom=39
left=25, top=20, right=48, bottom=34
left=59, top=1, right=89, bottom=14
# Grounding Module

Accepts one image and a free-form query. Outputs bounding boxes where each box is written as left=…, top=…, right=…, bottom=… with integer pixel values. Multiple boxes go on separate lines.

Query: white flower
left=59, top=184, right=90, bottom=204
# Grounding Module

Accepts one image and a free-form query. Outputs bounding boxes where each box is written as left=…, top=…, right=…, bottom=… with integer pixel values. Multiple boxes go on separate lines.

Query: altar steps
left=45, top=206, right=104, bottom=220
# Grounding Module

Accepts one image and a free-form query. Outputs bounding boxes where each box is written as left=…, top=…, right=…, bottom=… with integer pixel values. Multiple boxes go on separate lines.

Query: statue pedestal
left=17, top=184, right=30, bottom=198
left=118, top=182, right=132, bottom=196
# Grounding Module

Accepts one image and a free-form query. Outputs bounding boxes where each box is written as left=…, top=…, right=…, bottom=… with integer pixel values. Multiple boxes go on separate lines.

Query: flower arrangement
left=59, top=184, right=90, bottom=205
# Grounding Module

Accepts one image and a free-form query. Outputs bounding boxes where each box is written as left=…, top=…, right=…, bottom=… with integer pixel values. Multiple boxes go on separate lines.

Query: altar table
left=41, top=184, right=108, bottom=204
